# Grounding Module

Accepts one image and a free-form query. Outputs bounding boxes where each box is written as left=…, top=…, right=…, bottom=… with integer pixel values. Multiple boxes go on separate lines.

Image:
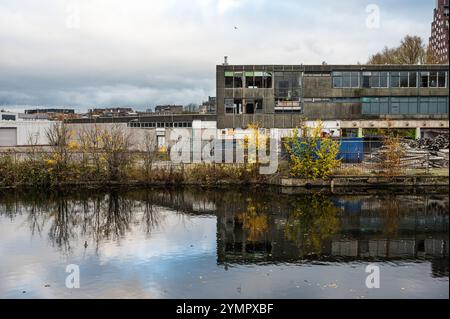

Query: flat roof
left=217, top=64, right=450, bottom=71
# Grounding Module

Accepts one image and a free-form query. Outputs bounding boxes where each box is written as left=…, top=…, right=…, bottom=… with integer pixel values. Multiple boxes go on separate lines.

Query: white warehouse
left=0, top=111, right=56, bottom=147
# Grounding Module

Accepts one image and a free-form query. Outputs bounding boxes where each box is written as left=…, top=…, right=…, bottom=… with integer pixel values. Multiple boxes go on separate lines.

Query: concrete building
left=88, top=107, right=136, bottom=117
left=154, top=105, right=184, bottom=114
left=216, top=64, right=449, bottom=134
left=199, top=96, right=217, bottom=114
left=429, top=0, right=449, bottom=64
left=0, top=111, right=56, bottom=147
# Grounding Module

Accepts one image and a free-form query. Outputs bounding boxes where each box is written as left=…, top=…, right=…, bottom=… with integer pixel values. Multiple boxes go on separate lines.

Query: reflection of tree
left=100, top=192, right=133, bottom=240
left=237, top=198, right=269, bottom=242
left=141, top=194, right=162, bottom=236
left=0, top=190, right=166, bottom=253
left=284, top=194, right=340, bottom=255
left=49, top=195, right=79, bottom=251
left=379, top=196, right=403, bottom=236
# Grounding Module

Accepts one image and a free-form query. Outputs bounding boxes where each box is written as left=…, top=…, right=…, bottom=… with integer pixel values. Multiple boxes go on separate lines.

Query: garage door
left=0, top=128, right=17, bottom=146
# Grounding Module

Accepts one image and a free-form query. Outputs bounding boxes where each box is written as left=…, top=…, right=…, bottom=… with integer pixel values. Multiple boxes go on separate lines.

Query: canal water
left=0, top=187, right=448, bottom=299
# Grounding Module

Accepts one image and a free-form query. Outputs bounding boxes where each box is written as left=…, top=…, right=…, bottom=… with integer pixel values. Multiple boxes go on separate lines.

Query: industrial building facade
left=216, top=64, right=449, bottom=129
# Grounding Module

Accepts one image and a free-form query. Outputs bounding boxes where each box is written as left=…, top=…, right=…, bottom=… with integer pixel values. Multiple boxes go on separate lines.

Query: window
left=391, top=72, right=400, bottom=88
left=362, top=72, right=389, bottom=88
left=390, top=71, right=417, bottom=88
left=408, top=72, right=417, bottom=87
left=1, top=114, right=16, bottom=121
left=255, top=99, right=263, bottom=113
left=245, top=72, right=255, bottom=88
left=225, top=99, right=243, bottom=114
left=362, top=96, right=449, bottom=115
left=420, top=72, right=429, bottom=87
left=362, top=97, right=389, bottom=114
left=275, top=72, right=302, bottom=100
left=225, top=72, right=234, bottom=88
left=225, top=99, right=234, bottom=114
left=234, top=72, right=243, bottom=88
left=429, top=72, right=438, bottom=88
left=275, top=100, right=302, bottom=113
left=332, top=71, right=359, bottom=88
left=243, top=71, right=272, bottom=89
left=438, top=72, right=447, bottom=87
left=332, top=72, right=342, bottom=88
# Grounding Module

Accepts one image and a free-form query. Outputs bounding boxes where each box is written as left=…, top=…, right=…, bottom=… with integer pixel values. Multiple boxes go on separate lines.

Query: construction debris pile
left=404, top=134, right=449, bottom=151
left=365, top=135, right=449, bottom=169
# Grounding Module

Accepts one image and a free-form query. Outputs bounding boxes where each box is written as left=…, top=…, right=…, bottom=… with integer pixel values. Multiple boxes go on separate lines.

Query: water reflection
left=0, top=187, right=448, bottom=298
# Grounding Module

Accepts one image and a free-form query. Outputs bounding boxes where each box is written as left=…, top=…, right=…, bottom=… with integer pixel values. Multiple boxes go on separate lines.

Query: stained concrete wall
left=216, top=64, right=450, bottom=129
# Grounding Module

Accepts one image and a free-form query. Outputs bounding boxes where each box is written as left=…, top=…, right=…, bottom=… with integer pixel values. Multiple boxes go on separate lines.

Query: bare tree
left=368, top=35, right=427, bottom=65
left=100, top=125, right=134, bottom=181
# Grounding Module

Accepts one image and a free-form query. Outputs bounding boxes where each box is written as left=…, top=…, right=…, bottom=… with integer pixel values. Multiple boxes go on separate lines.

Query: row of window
left=128, top=122, right=192, bottom=128
left=333, top=71, right=448, bottom=88
left=225, top=71, right=273, bottom=89
left=362, top=96, right=448, bottom=115
left=226, top=70, right=449, bottom=90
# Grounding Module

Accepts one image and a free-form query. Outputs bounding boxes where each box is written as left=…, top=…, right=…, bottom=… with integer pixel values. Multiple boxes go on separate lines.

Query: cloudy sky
left=0, top=0, right=436, bottom=112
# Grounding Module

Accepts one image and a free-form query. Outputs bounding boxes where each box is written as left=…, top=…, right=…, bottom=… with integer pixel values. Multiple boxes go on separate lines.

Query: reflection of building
left=429, top=0, right=449, bottom=64
left=216, top=195, right=449, bottom=277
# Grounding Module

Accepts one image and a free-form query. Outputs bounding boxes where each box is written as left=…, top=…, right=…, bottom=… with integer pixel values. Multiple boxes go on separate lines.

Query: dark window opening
left=400, top=72, right=408, bottom=87
left=438, top=72, right=446, bottom=87
left=234, top=72, right=243, bottom=88
left=420, top=72, right=429, bottom=87
left=429, top=72, right=438, bottom=88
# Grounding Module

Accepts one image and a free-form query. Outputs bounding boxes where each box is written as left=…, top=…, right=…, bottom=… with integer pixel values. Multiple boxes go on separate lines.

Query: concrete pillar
left=357, top=127, right=363, bottom=138
left=415, top=127, right=421, bottom=140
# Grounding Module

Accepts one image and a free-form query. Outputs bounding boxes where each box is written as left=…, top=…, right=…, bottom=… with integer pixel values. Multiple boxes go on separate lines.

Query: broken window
left=225, top=71, right=234, bottom=88
left=263, top=72, right=272, bottom=88
left=420, top=72, right=429, bottom=87
left=244, top=71, right=272, bottom=88
left=275, top=72, right=301, bottom=99
left=234, top=72, right=243, bottom=88
left=245, top=99, right=255, bottom=114
left=274, top=99, right=302, bottom=113
left=225, top=99, right=234, bottom=114
left=429, top=72, right=438, bottom=88
left=225, top=98, right=243, bottom=114
left=438, top=72, right=447, bottom=87
left=255, top=99, right=263, bottom=113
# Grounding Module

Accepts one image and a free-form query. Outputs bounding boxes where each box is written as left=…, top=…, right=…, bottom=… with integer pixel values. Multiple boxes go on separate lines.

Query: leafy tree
left=284, top=121, right=341, bottom=179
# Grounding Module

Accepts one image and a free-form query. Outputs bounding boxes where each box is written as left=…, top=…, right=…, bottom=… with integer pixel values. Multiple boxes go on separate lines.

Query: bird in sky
left=234, top=26, right=238, bottom=30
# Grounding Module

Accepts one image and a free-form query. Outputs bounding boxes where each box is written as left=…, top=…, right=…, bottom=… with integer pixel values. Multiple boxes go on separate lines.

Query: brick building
left=429, top=0, right=449, bottom=64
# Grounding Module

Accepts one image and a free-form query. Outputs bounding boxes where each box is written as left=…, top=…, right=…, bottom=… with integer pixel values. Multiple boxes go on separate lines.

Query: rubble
left=404, top=134, right=449, bottom=151
left=365, top=134, right=449, bottom=169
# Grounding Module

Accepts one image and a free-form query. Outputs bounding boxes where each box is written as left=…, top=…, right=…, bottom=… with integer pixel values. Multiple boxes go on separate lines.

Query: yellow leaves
left=284, top=121, right=341, bottom=179
left=46, top=159, right=56, bottom=166
left=159, top=145, right=167, bottom=153
left=68, top=141, right=79, bottom=151
left=238, top=201, right=269, bottom=242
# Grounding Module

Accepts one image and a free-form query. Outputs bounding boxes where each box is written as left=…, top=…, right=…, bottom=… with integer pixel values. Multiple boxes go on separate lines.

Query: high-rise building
left=429, top=0, right=449, bottom=64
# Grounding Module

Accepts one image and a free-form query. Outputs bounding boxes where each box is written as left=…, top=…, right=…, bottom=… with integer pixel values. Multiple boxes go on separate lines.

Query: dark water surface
left=0, top=187, right=448, bottom=299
